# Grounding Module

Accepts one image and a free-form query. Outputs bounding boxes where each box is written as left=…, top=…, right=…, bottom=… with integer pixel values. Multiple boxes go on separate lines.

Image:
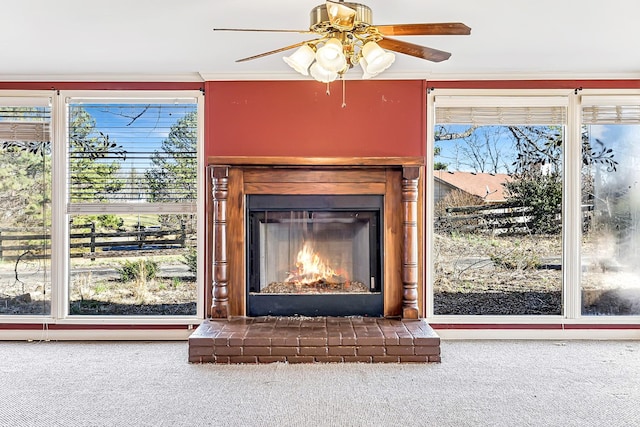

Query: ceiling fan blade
left=376, top=22, right=471, bottom=36
left=214, top=28, right=314, bottom=34
left=378, top=38, right=451, bottom=62
left=235, top=40, right=319, bottom=63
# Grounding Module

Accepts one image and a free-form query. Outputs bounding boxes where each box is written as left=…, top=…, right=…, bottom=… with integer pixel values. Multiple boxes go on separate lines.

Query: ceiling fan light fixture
left=218, top=4, right=470, bottom=83
left=315, top=38, right=347, bottom=72
left=358, top=57, right=377, bottom=79
left=283, top=44, right=316, bottom=76
left=310, top=62, right=338, bottom=83
left=325, top=1, right=357, bottom=31
left=361, top=41, right=395, bottom=75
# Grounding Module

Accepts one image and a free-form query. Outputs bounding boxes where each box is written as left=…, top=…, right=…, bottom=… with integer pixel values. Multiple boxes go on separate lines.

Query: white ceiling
left=1, top=0, right=639, bottom=82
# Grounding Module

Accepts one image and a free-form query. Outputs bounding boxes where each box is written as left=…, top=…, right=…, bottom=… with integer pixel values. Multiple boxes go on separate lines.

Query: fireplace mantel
left=206, top=156, right=424, bottom=319
left=206, top=156, right=424, bottom=167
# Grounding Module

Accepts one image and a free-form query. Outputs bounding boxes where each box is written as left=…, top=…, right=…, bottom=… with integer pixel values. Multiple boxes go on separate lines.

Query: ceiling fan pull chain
left=341, top=78, right=347, bottom=108
left=326, top=82, right=331, bottom=96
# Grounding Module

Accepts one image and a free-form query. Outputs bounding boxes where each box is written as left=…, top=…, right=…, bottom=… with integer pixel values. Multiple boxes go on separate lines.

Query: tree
left=0, top=147, right=50, bottom=228
left=436, top=124, right=618, bottom=235
left=435, top=125, right=512, bottom=173
left=68, top=107, right=126, bottom=202
left=504, top=173, right=563, bottom=234
left=145, top=111, right=197, bottom=202
left=435, top=124, right=618, bottom=175
left=1, top=106, right=126, bottom=231
left=433, top=146, right=448, bottom=170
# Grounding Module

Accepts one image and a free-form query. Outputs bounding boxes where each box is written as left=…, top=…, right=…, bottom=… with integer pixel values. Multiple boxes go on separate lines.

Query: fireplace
left=246, top=194, right=383, bottom=316
left=207, top=157, right=424, bottom=320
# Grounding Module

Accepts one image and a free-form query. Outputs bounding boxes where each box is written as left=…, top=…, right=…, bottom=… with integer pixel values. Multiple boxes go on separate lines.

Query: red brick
left=188, top=336, right=214, bottom=346
left=386, top=345, right=415, bottom=356
left=189, top=346, right=214, bottom=357
left=400, top=355, right=429, bottom=363
left=229, top=356, right=258, bottom=364
left=314, top=356, right=344, bottom=363
left=213, top=337, right=230, bottom=346
left=286, top=356, right=315, bottom=363
left=299, top=337, right=327, bottom=346
left=271, top=346, right=299, bottom=356
left=356, top=336, right=385, bottom=346
left=398, top=336, right=414, bottom=346
left=243, top=346, right=272, bottom=356
left=372, top=356, right=400, bottom=363
left=213, top=356, right=230, bottom=364
left=188, top=356, right=202, bottom=363
left=414, top=336, right=440, bottom=346
left=214, top=346, right=243, bottom=356
left=357, top=346, right=386, bottom=356
left=341, top=336, right=357, bottom=346
left=228, top=337, right=244, bottom=346
left=258, top=356, right=287, bottom=363
left=415, top=346, right=440, bottom=356
left=383, top=336, right=400, bottom=345
left=243, top=337, right=271, bottom=346
left=271, top=337, right=299, bottom=346
left=328, top=346, right=356, bottom=356
left=429, top=355, right=442, bottom=363
left=299, top=346, right=328, bottom=356
left=327, top=336, right=342, bottom=346
left=343, top=356, right=373, bottom=363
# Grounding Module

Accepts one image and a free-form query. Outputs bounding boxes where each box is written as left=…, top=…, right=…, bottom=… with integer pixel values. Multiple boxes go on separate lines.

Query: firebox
left=247, top=195, right=383, bottom=317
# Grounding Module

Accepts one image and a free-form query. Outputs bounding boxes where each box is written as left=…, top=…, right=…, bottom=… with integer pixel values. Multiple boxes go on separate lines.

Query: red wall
left=205, top=80, right=426, bottom=158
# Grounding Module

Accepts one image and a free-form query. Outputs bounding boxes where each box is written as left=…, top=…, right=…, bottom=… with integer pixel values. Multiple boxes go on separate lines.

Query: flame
left=285, top=242, right=345, bottom=285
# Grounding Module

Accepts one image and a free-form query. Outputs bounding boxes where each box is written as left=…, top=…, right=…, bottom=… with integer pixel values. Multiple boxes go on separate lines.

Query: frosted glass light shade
left=315, top=38, right=347, bottom=73
left=310, top=62, right=338, bottom=83
left=361, top=42, right=395, bottom=75
left=283, top=45, right=316, bottom=76
left=358, top=57, right=377, bottom=79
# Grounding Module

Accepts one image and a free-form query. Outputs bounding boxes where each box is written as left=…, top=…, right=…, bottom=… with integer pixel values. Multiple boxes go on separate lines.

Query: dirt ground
left=2, top=234, right=639, bottom=316
left=0, top=258, right=197, bottom=316
left=433, top=233, right=640, bottom=316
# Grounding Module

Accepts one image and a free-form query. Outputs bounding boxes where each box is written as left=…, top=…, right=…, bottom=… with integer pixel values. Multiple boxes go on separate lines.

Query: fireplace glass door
left=247, top=195, right=383, bottom=316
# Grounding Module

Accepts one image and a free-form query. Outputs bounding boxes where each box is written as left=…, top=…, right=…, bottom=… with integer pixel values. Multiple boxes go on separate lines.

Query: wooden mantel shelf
left=207, top=156, right=424, bottom=167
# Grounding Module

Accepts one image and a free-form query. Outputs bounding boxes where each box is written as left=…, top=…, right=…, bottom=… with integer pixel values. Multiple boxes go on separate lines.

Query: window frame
left=0, top=90, right=205, bottom=325
left=426, top=88, right=640, bottom=326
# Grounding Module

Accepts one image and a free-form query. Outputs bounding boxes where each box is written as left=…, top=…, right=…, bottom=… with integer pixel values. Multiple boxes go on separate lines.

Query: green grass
left=119, top=214, right=161, bottom=229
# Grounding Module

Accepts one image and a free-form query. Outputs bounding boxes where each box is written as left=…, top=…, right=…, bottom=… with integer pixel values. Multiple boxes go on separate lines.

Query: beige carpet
left=1, top=340, right=639, bottom=426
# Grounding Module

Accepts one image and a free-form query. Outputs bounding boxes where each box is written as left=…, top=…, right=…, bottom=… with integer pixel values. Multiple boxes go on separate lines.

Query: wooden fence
left=0, top=223, right=187, bottom=261
left=435, top=203, right=593, bottom=235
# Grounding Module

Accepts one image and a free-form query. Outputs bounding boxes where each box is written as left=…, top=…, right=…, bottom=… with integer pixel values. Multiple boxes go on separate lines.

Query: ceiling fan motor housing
left=310, top=2, right=373, bottom=32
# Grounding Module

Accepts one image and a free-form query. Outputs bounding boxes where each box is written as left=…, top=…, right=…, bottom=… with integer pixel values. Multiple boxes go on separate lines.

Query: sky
left=75, top=103, right=197, bottom=171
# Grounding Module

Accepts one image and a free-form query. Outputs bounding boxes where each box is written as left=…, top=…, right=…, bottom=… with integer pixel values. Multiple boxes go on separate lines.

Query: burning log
left=261, top=280, right=368, bottom=294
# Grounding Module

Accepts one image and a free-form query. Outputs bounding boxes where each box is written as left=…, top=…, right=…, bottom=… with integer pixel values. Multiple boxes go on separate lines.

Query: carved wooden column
left=401, top=166, right=420, bottom=319
left=211, top=166, right=229, bottom=318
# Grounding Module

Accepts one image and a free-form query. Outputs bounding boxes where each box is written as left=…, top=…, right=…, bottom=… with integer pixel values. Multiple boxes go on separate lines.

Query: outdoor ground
left=433, top=233, right=640, bottom=316
left=2, top=235, right=639, bottom=317
left=0, top=255, right=197, bottom=316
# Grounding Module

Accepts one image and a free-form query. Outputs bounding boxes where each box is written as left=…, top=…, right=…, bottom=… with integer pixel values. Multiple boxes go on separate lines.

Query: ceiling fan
left=213, top=1, right=471, bottom=82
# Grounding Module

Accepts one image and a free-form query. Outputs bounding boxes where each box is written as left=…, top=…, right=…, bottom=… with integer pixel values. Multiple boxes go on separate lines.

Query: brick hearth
left=189, top=317, right=441, bottom=364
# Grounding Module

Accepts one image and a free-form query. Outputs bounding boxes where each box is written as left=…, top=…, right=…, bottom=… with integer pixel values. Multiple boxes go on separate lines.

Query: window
left=581, top=96, right=640, bottom=316
left=429, top=94, right=567, bottom=317
left=64, top=93, right=202, bottom=317
left=0, top=95, right=52, bottom=316
left=0, top=90, right=204, bottom=323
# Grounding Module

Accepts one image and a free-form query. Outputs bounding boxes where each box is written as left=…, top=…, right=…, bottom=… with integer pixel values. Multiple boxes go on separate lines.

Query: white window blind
left=582, top=96, right=640, bottom=124
left=66, top=99, right=198, bottom=208
left=0, top=102, right=51, bottom=144
left=435, top=96, right=567, bottom=125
